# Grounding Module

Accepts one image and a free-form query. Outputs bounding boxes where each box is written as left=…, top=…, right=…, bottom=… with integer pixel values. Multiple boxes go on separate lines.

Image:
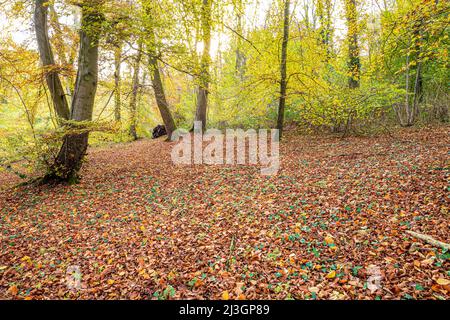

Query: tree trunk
left=317, top=0, right=333, bottom=61
left=142, top=2, right=177, bottom=140
left=412, top=24, right=424, bottom=121
left=345, top=0, right=360, bottom=89
left=404, top=51, right=412, bottom=126
left=49, top=4, right=75, bottom=103
left=194, top=0, right=212, bottom=132
left=412, top=61, right=422, bottom=121
left=51, top=133, right=89, bottom=182
left=149, top=55, right=177, bottom=140
left=401, top=22, right=424, bottom=127
left=234, top=0, right=246, bottom=79
left=49, top=4, right=104, bottom=181
left=277, top=0, right=290, bottom=140
left=34, top=0, right=70, bottom=122
left=114, top=44, right=122, bottom=122
left=129, top=42, right=143, bottom=141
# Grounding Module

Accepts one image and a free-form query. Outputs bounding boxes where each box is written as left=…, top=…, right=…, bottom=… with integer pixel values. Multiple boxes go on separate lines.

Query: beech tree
left=316, top=0, right=333, bottom=61
left=108, top=8, right=129, bottom=123
left=34, top=0, right=71, bottom=122
left=113, top=45, right=122, bottom=122
left=276, top=0, right=291, bottom=139
left=344, top=0, right=360, bottom=89
left=193, top=0, right=212, bottom=132
left=141, top=0, right=177, bottom=140
left=129, top=41, right=142, bottom=140
left=234, top=0, right=246, bottom=79
left=34, top=0, right=105, bottom=181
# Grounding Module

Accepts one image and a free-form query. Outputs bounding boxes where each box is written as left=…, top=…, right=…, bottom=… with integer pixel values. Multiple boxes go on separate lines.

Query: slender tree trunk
left=277, top=0, right=290, bottom=140
left=114, top=44, right=122, bottom=122
left=34, top=0, right=70, bottom=122
left=234, top=0, right=246, bottom=79
left=324, top=0, right=333, bottom=59
left=402, top=22, right=424, bottom=127
left=48, top=4, right=68, bottom=65
left=129, top=42, right=143, bottom=140
left=142, top=2, right=177, bottom=140
left=49, top=4, right=75, bottom=103
left=345, top=0, right=360, bottom=89
left=138, top=71, right=147, bottom=114
left=317, top=0, right=333, bottom=61
left=412, top=24, right=424, bottom=122
left=235, top=20, right=246, bottom=78
left=412, top=61, right=422, bottom=121
left=194, top=0, right=212, bottom=132
left=414, top=64, right=423, bottom=104
left=149, top=55, right=177, bottom=140
left=403, top=52, right=411, bottom=127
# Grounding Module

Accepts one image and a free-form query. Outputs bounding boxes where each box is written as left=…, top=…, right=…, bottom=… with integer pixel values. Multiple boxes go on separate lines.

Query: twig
left=96, top=90, right=115, bottom=121
left=405, top=230, right=450, bottom=250
left=225, top=234, right=237, bottom=270
left=222, top=23, right=262, bottom=56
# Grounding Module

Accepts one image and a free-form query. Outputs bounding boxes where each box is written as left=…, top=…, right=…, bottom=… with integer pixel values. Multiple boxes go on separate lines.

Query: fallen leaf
left=436, top=278, right=450, bottom=286
left=222, top=291, right=229, bottom=300
left=8, top=285, right=18, bottom=296
left=324, top=235, right=334, bottom=244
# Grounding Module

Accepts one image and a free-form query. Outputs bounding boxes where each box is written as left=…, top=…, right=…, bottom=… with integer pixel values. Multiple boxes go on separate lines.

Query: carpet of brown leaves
left=0, top=126, right=449, bottom=300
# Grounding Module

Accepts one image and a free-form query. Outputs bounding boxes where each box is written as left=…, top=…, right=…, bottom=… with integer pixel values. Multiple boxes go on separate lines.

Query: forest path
left=0, top=126, right=448, bottom=299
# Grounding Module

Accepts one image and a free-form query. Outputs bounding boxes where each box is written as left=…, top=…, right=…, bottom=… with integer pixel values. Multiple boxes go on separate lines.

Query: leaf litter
left=0, top=127, right=448, bottom=300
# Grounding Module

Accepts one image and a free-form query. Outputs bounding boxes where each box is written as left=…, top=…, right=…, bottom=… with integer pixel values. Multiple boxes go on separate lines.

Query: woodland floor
left=0, top=126, right=449, bottom=300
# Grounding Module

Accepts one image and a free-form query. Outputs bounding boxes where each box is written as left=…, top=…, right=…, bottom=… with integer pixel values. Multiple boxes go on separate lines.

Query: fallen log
left=406, top=230, right=450, bottom=250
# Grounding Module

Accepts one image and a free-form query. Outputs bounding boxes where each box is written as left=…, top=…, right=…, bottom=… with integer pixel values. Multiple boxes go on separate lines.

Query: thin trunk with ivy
left=345, top=0, right=360, bottom=89
left=316, top=0, right=333, bottom=61
left=277, top=0, right=290, bottom=140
